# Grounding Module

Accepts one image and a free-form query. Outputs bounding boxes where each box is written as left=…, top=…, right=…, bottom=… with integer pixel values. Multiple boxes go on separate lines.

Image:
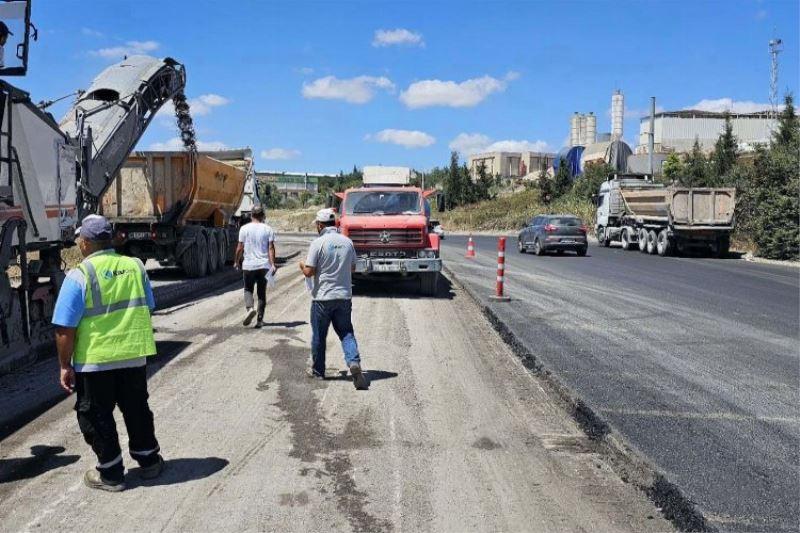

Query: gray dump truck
left=594, top=175, right=736, bottom=257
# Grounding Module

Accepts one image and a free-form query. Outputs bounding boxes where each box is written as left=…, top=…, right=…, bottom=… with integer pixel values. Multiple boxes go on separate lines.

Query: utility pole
left=648, top=96, right=656, bottom=179
left=769, top=35, right=783, bottom=117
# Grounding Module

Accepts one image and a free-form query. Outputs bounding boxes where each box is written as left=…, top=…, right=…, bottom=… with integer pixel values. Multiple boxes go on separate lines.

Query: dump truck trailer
left=595, top=175, right=736, bottom=257
left=101, top=149, right=254, bottom=277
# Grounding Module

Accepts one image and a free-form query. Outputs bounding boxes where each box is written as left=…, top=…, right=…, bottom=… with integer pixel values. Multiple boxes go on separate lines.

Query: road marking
left=597, top=407, right=799, bottom=424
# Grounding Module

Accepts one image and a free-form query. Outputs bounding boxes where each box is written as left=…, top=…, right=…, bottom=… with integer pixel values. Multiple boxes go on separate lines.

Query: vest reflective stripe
left=74, top=253, right=156, bottom=367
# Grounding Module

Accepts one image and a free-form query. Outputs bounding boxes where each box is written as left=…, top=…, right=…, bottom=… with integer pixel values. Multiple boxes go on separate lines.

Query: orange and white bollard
left=490, top=237, right=511, bottom=301
left=466, top=235, right=476, bottom=258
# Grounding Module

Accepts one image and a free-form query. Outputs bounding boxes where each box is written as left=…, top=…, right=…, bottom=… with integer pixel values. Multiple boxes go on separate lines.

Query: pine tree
left=552, top=160, right=572, bottom=198
left=747, top=94, right=800, bottom=259
left=535, top=166, right=554, bottom=204
left=682, top=137, right=709, bottom=187
left=709, top=112, right=738, bottom=186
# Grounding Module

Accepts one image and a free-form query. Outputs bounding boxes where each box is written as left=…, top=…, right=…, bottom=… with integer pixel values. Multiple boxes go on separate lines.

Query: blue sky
left=25, top=0, right=800, bottom=173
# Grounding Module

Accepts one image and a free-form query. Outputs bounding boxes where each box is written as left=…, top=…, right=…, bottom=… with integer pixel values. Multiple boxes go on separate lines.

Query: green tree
left=475, top=161, right=494, bottom=202
left=443, top=151, right=467, bottom=209
left=552, top=160, right=572, bottom=198
left=662, top=152, right=685, bottom=183
left=534, top=166, right=554, bottom=204
left=745, top=94, right=800, bottom=259
left=709, top=112, right=739, bottom=186
left=680, top=137, right=710, bottom=187
left=571, top=162, right=613, bottom=200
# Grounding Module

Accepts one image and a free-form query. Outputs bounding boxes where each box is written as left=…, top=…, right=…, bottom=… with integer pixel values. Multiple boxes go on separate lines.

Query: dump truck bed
left=101, top=150, right=248, bottom=225
left=620, top=186, right=735, bottom=227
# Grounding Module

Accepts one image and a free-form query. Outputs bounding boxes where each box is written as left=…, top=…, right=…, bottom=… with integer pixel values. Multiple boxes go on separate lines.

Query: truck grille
left=348, top=228, right=424, bottom=247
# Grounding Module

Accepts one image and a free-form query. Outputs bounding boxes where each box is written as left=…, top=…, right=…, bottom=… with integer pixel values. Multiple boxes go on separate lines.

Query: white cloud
left=302, top=75, right=395, bottom=104
left=399, top=73, right=515, bottom=109
left=298, top=67, right=314, bottom=75
left=81, top=28, right=104, bottom=38
left=505, top=70, right=521, bottom=81
left=148, top=138, right=228, bottom=151
left=685, top=98, right=773, bottom=114
left=157, top=93, right=230, bottom=125
left=449, top=132, right=549, bottom=155
left=365, top=129, right=435, bottom=148
left=372, top=28, right=425, bottom=48
left=261, top=148, right=302, bottom=160
left=448, top=133, right=492, bottom=154
left=91, top=40, right=160, bottom=60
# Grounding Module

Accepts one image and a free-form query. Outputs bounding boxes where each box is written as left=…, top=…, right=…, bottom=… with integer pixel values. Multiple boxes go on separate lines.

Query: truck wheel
left=638, top=229, right=649, bottom=252
left=207, top=232, right=220, bottom=273
left=595, top=227, right=606, bottom=247
left=646, top=230, right=658, bottom=255
left=620, top=228, right=632, bottom=250
left=216, top=230, right=228, bottom=269
left=182, top=231, right=208, bottom=278
left=419, top=272, right=439, bottom=296
left=715, top=236, right=730, bottom=258
left=656, top=230, right=671, bottom=256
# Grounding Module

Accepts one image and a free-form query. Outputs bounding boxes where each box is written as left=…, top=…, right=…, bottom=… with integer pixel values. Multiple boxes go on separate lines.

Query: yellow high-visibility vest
left=73, top=253, right=156, bottom=366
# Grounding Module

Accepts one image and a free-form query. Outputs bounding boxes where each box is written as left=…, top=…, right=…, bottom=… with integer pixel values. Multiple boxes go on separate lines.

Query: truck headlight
left=418, top=249, right=437, bottom=259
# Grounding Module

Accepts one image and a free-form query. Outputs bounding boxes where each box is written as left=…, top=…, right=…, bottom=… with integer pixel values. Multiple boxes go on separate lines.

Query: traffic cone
left=466, top=235, right=476, bottom=258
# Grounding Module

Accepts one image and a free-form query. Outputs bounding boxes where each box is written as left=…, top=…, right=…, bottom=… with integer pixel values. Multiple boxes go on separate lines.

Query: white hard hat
left=315, top=208, right=336, bottom=223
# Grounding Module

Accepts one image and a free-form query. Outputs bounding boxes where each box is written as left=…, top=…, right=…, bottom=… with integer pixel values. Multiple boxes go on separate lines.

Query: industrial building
left=468, top=151, right=555, bottom=180
left=256, top=171, right=336, bottom=198
left=635, top=110, right=777, bottom=154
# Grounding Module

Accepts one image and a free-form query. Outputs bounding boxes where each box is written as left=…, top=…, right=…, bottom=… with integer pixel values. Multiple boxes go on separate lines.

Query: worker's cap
left=75, top=214, right=112, bottom=241
left=0, top=22, right=13, bottom=36
left=315, top=208, right=336, bottom=223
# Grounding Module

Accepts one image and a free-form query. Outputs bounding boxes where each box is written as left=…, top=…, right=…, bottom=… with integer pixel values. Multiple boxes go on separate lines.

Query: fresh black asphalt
left=442, top=235, right=799, bottom=532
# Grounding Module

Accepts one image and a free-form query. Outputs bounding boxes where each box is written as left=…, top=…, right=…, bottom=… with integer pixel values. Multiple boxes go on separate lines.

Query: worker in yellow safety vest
left=53, top=214, right=163, bottom=492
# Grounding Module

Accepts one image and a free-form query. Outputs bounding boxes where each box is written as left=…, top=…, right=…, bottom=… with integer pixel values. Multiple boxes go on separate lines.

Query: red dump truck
left=332, top=166, right=442, bottom=296
left=101, top=149, right=256, bottom=277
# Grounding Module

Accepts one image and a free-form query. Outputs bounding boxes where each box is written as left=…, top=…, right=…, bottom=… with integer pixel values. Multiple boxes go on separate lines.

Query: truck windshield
left=345, top=191, right=421, bottom=215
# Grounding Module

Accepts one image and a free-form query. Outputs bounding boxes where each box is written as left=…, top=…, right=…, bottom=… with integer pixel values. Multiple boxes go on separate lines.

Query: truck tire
left=216, top=230, right=228, bottom=269
left=656, top=230, right=671, bottom=256
left=716, top=235, right=730, bottom=258
left=638, top=229, right=649, bottom=252
left=620, top=228, right=632, bottom=251
left=646, top=230, right=658, bottom=255
left=207, top=232, right=220, bottom=273
left=182, top=231, right=208, bottom=278
left=419, top=272, right=439, bottom=296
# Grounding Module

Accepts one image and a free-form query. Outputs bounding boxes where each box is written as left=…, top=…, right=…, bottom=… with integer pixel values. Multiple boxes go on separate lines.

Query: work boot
left=349, top=363, right=369, bottom=390
left=243, top=308, right=256, bottom=326
left=84, top=469, right=125, bottom=492
left=138, top=455, right=164, bottom=480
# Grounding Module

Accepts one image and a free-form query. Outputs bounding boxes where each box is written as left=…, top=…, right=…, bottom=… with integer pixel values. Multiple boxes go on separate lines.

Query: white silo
left=585, top=112, right=597, bottom=145
left=570, top=113, right=580, bottom=146
left=611, top=90, right=624, bottom=140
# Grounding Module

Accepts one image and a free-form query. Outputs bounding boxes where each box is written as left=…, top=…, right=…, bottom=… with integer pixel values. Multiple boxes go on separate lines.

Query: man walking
left=299, top=209, right=368, bottom=390
left=235, top=206, right=276, bottom=328
left=53, top=215, right=163, bottom=492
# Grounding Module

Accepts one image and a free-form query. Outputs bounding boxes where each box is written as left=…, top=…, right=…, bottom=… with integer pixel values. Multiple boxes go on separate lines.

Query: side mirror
left=436, top=193, right=446, bottom=212
left=325, top=193, right=335, bottom=208
left=591, top=194, right=599, bottom=206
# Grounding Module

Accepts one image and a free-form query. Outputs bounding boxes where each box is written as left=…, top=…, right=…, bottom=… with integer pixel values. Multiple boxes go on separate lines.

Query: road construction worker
left=234, top=206, right=276, bottom=328
left=299, top=208, right=368, bottom=390
left=52, top=215, right=163, bottom=492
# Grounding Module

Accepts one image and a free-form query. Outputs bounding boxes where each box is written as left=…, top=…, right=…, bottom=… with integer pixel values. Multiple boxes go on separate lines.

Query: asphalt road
left=442, top=235, right=800, bottom=532
left=0, top=236, right=671, bottom=532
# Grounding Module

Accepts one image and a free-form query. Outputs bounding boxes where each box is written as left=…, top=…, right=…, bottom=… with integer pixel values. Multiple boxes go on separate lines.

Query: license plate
left=130, top=232, right=151, bottom=240
left=372, top=262, right=400, bottom=273
left=561, top=239, right=576, bottom=244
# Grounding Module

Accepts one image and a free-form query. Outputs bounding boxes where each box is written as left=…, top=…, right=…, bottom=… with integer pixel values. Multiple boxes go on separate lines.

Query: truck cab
left=334, top=166, right=442, bottom=296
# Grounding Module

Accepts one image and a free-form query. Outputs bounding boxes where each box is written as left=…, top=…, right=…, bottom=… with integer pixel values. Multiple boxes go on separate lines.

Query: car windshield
left=344, top=191, right=421, bottom=215
left=548, top=217, right=582, bottom=226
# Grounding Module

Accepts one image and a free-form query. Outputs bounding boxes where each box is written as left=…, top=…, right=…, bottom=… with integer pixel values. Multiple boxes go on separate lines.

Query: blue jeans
left=311, top=299, right=360, bottom=375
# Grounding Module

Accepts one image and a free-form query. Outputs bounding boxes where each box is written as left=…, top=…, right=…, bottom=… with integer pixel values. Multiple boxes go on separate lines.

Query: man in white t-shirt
left=235, top=206, right=276, bottom=328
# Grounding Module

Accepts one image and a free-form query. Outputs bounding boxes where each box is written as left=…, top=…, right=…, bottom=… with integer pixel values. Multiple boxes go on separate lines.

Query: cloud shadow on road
left=0, top=445, right=80, bottom=484
left=126, top=457, right=229, bottom=489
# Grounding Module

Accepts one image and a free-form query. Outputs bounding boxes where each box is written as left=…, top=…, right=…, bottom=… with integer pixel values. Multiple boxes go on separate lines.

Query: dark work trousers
left=310, top=299, right=361, bottom=375
left=243, top=268, right=267, bottom=321
left=74, top=366, right=160, bottom=482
